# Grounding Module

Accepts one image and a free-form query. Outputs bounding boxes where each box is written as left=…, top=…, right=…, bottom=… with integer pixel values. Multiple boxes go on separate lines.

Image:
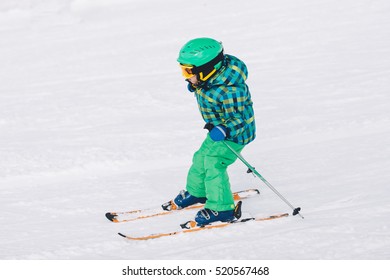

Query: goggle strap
left=192, top=51, right=224, bottom=74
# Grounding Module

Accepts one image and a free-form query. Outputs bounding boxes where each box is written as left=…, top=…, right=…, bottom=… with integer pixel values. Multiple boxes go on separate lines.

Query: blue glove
left=209, top=125, right=227, bottom=141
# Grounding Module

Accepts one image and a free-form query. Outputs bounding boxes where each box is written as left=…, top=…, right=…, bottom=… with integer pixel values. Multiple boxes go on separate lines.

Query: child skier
left=164, top=37, right=256, bottom=226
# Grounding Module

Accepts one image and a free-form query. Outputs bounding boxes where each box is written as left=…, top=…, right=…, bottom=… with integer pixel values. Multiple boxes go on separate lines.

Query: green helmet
left=178, top=38, right=224, bottom=82
left=178, top=37, right=223, bottom=66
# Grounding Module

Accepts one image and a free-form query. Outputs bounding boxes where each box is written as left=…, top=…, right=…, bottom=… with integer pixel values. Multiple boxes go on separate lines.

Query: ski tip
left=105, top=212, right=118, bottom=222
left=118, top=232, right=127, bottom=238
left=255, top=213, right=289, bottom=221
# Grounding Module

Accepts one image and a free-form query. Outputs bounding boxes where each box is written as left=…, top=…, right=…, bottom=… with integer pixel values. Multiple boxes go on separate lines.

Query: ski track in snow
left=1, top=0, right=390, bottom=259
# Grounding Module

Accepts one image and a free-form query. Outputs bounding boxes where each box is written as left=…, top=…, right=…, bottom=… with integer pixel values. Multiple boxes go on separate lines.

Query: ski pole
left=223, top=141, right=304, bottom=219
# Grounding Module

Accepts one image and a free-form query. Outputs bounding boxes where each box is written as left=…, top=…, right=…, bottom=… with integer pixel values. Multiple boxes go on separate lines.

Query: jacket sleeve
left=220, top=85, right=248, bottom=138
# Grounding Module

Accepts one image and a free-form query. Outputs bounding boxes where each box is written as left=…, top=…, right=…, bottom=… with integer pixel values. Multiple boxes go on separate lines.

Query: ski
left=118, top=212, right=289, bottom=241
left=105, top=188, right=260, bottom=223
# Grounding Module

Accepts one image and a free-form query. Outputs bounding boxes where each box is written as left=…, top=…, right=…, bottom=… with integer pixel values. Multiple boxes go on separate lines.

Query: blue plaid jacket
left=190, top=54, right=256, bottom=145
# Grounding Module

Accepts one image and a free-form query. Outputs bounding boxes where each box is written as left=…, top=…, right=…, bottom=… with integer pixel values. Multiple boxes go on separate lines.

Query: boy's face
left=179, top=64, right=198, bottom=85
left=187, top=75, right=198, bottom=85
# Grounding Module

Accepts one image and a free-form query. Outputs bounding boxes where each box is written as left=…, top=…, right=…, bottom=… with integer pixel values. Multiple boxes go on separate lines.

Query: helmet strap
left=198, top=69, right=217, bottom=81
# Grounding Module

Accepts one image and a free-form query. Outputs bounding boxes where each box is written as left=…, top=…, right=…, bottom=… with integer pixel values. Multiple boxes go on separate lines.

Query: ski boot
left=161, top=190, right=207, bottom=211
left=194, top=201, right=242, bottom=226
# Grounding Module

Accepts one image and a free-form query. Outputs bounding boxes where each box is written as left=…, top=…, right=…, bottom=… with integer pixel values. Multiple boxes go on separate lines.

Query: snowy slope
left=0, top=0, right=390, bottom=260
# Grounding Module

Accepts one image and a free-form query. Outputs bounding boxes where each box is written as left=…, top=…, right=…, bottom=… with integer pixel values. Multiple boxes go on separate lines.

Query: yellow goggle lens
left=180, top=64, right=195, bottom=79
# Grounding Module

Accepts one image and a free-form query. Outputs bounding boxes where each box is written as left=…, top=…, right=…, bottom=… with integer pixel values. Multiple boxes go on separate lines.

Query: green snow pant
left=186, top=134, right=245, bottom=211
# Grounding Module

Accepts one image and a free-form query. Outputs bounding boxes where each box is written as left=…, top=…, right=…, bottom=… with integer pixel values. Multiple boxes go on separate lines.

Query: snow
left=0, top=0, right=390, bottom=260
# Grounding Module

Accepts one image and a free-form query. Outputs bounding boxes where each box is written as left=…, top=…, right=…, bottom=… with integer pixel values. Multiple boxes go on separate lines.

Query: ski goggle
left=179, top=64, right=195, bottom=79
